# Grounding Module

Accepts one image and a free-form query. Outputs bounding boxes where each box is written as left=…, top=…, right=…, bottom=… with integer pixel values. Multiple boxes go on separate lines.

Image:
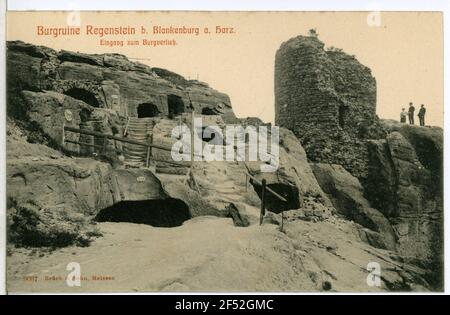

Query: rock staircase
left=123, top=117, right=155, bottom=168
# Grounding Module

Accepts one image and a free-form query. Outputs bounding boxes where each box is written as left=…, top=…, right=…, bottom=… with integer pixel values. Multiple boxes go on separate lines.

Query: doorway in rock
left=201, top=107, right=219, bottom=115
left=338, top=105, right=348, bottom=128
left=79, top=108, right=92, bottom=122
left=197, top=126, right=225, bottom=145
left=137, top=103, right=160, bottom=118
left=64, top=88, right=99, bottom=107
left=167, top=95, right=185, bottom=119
left=250, top=181, right=300, bottom=213
left=95, top=199, right=191, bottom=227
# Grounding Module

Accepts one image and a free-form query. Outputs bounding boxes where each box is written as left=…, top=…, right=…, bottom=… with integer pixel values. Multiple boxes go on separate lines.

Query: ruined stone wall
left=275, top=35, right=384, bottom=179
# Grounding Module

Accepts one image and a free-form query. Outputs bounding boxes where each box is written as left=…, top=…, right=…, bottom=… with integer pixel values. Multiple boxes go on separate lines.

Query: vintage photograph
left=4, top=11, right=444, bottom=293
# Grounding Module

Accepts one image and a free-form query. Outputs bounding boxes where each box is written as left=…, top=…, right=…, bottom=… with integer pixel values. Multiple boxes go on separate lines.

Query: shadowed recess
left=64, top=88, right=99, bottom=107
left=167, top=94, right=185, bottom=119
left=250, top=181, right=300, bottom=213
left=137, top=102, right=160, bottom=118
left=95, top=199, right=191, bottom=227
left=201, top=107, right=220, bottom=115
left=197, top=126, right=225, bottom=145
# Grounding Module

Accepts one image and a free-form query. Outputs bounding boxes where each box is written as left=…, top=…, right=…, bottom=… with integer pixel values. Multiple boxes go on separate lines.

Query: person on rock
left=408, top=102, right=415, bottom=125
left=400, top=108, right=407, bottom=123
left=418, top=104, right=426, bottom=127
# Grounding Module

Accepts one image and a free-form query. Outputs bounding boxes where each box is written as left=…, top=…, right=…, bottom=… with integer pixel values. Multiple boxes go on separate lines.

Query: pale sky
left=7, top=11, right=444, bottom=126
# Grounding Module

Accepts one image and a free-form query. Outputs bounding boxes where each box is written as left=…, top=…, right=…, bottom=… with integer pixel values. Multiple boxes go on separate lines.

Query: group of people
left=400, top=103, right=426, bottom=126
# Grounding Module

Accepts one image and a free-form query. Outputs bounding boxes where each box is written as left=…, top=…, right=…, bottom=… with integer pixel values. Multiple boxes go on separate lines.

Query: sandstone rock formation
left=311, top=163, right=396, bottom=250
left=7, top=40, right=237, bottom=124
left=6, top=40, right=336, bottom=251
left=274, top=34, right=443, bottom=290
left=246, top=127, right=334, bottom=216
left=6, top=40, right=443, bottom=292
left=366, top=123, right=443, bottom=288
left=6, top=122, right=219, bottom=246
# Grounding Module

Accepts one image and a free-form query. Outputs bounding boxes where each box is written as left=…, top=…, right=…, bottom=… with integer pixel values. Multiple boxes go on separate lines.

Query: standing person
left=408, top=102, right=415, bottom=125
left=418, top=104, right=426, bottom=127
left=400, top=108, right=407, bottom=123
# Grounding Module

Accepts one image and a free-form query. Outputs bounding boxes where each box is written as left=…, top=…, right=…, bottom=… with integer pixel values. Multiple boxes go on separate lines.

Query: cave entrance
left=250, top=181, right=300, bottom=213
left=95, top=199, right=191, bottom=227
left=64, top=88, right=99, bottom=107
left=201, top=107, right=219, bottom=115
left=137, top=103, right=160, bottom=118
left=338, top=105, right=348, bottom=128
left=197, top=126, right=225, bottom=145
left=167, top=95, right=185, bottom=119
left=79, top=108, right=92, bottom=122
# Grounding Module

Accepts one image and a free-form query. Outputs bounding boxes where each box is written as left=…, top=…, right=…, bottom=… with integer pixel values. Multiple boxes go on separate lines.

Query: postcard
left=4, top=10, right=444, bottom=293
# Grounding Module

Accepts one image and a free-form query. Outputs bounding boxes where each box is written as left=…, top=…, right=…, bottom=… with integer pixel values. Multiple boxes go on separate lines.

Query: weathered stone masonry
left=275, top=35, right=384, bottom=179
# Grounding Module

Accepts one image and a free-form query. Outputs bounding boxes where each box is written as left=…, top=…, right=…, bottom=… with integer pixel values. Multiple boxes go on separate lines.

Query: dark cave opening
left=137, top=103, right=160, bottom=118
left=79, top=108, right=92, bottom=122
left=167, top=95, right=185, bottom=119
left=64, top=88, right=100, bottom=107
left=250, top=181, right=300, bottom=213
left=95, top=199, right=191, bottom=227
left=201, top=107, right=219, bottom=115
left=197, top=126, right=225, bottom=145
left=338, top=105, right=348, bottom=128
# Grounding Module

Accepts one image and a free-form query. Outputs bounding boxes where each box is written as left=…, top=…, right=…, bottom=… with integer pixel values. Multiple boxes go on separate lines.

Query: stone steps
left=123, top=117, right=155, bottom=167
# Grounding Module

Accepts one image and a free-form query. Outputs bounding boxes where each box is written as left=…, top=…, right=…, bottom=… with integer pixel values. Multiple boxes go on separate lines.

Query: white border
left=1, top=0, right=6, bottom=297
left=1, top=0, right=449, bottom=296
left=3, top=0, right=450, bottom=11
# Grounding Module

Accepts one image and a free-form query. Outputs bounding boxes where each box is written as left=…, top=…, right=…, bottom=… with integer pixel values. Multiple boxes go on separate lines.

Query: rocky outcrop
left=366, top=125, right=443, bottom=288
left=305, top=121, right=445, bottom=288
left=6, top=132, right=219, bottom=247
left=7, top=40, right=237, bottom=123
left=18, top=90, right=118, bottom=149
left=246, top=127, right=334, bottom=215
left=311, top=163, right=396, bottom=250
left=7, top=154, right=116, bottom=247
left=380, top=119, right=443, bottom=184
left=6, top=41, right=333, bottom=224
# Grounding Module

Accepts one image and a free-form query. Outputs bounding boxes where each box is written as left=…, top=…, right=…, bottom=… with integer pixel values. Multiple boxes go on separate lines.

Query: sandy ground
left=7, top=213, right=414, bottom=293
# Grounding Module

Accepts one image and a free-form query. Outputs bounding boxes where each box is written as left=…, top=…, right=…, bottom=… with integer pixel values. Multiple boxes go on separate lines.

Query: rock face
left=7, top=147, right=117, bottom=247
left=6, top=130, right=219, bottom=247
left=311, top=163, right=395, bottom=250
left=366, top=123, right=443, bottom=288
left=275, top=35, right=385, bottom=179
left=246, top=127, right=334, bottom=215
left=7, top=41, right=237, bottom=123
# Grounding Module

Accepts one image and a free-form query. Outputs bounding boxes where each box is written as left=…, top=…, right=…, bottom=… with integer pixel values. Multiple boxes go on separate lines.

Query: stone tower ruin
left=275, top=34, right=385, bottom=179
